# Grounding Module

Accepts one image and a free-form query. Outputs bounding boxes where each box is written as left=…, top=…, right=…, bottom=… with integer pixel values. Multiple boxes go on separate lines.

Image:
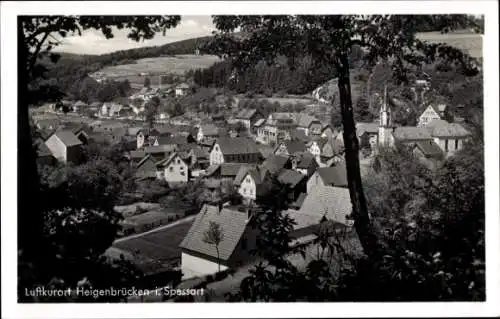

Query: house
left=273, top=140, right=307, bottom=157
left=258, top=112, right=297, bottom=145
left=426, top=119, right=471, bottom=155
left=307, top=164, right=348, bottom=193
left=289, top=129, right=311, bottom=143
left=295, top=113, right=322, bottom=136
left=153, top=133, right=196, bottom=147
left=72, top=126, right=90, bottom=145
left=204, top=163, right=254, bottom=183
left=187, top=144, right=210, bottom=171
left=73, top=100, right=87, bottom=113
left=234, top=166, right=270, bottom=202
left=320, top=124, right=335, bottom=139
left=179, top=204, right=259, bottom=279
left=252, top=118, right=266, bottom=136
left=135, top=155, right=158, bottom=180
left=285, top=185, right=354, bottom=240
left=175, top=83, right=191, bottom=97
left=261, top=155, right=292, bottom=175
left=197, top=124, right=221, bottom=142
left=234, top=109, right=265, bottom=131
left=356, top=122, right=379, bottom=149
left=143, top=145, right=178, bottom=161
left=291, top=152, right=319, bottom=177
left=136, top=128, right=173, bottom=149
left=307, top=138, right=344, bottom=166
left=209, top=137, right=262, bottom=166
left=156, top=152, right=190, bottom=183
left=277, top=169, right=307, bottom=202
left=418, top=104, right=450, bottom=127
left=44, top=130, right=83, bottom=164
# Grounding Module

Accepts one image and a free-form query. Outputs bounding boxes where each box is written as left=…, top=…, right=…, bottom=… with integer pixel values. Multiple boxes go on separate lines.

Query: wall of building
left=238, top=174, right=257, bottom=201
left=164, top=157, right=189, bottom=183
left=181, top=252, right=228, bottom=280
left=45, top=135, right=67, bottom=163
left=306, top=172, right=325, bottom=193
left=209, top=144, right=224, bottom=165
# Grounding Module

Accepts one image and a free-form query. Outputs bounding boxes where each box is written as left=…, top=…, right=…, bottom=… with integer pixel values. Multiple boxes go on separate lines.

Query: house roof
left=320, top=138, right=344, bottom=158
left=296, top=113, right=320, bottom=128
left=316, top=165, right=348, bottom=187
left=415, top=140, right=444, bottom=158
left=200, top=124, right=220, bottom=136
left=235, top=108, right=257, bottom=120
left=262, top=155, right=290, bottom=175
left=429, top=104, right=447, bottom=114
left=289, top=129, right=311, bottom=142
left=205, top=163, right=253, bottom=178
left=143, top=145, right=177, bottom=154
left=54, top=130, right=82, bottom=147
left=156, top=152, right=186, bottom=168
left=393, top=126, right=432, bottom=141
left=277, top=169, right=306, bottom=188
left=74, top=100, right=87, bottom=107
left=275, top=140, right=307, bottom=155
left=179, top=205, right=250, bottom=261
left=215, top=137, right=260, bottom=156
left=294, top=152, right=317, bottom=169
left=253, top=118, right=266, bottom=127
left=234, top=165, right=267, bottom=186
left=426, top=120, right=471, bottom=138
left=176, top=83, right=190, bottom=89
left=257, top=145, right=274, bottom=159
left=296, top=185, right=352, bottom=227
left=136, top=154, right=156, bottom=169
left=356, top=122, right=379, bottom=136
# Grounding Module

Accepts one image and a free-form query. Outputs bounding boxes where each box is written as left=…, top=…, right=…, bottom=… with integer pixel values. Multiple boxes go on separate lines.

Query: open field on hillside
left=98, top=54, right=221, bottom=85
left=416, top=31, right=482, bottom=58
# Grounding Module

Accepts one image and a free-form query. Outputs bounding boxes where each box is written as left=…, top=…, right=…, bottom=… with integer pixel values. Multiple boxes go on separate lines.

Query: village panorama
left=19, top=14, right=485, bottom=303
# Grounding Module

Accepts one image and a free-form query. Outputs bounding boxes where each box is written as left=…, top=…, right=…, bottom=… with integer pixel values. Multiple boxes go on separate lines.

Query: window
left=177, top=159, right=181, bottom=164
left=169, top=166, right=173, bottom=172
left=243, top=188, right=247, bottom=194
left=455, top=139, right=459, bottom=150
left=445, top=139, right=449, bottom=152
left=180, top=171, right=185, bottom=176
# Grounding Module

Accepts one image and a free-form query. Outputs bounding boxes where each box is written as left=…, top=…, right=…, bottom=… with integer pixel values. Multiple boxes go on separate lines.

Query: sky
left=53, top=15, right=215, bottom=55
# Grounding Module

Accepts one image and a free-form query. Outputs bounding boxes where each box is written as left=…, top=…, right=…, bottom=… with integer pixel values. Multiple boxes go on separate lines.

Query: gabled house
left=258, top=112, right=297, bottom=145
left=156, top=152, right=190, bottom=184
left=44, top=130, right=83, bottom=164
left=418, top=104, right=451, bottom=127
left=143, top=145, right=178, bottom=161
left=153, top=133, right=196, bottom=147
left=291, top=152, right=318, bottom=177
left=179, top=204, right=259, bottom=279
left=320, top=124, right=335, bottom=139
left=307, top=164, right=348, bottom=193
left=273, top=140, right=307, bottom=157
left=277, top=169, right=307, bottom=202
left=295, top=113, right=322, bottom=136
left=307, top=138, right=344, bottom=166
left=175, top=83, right=191, bottom=97
left=197, top=124, right=221, bottom=142
left=289, top=129, right=312, bottom=143
left=356, top=122, right=379, bottom=149
left=234, top=165, right=270, bottom=202
left=234, top=108, right=265, bottom=131
left=426, top=119, right=471, bottom=155
left=209, top=137, right=262, bottom=166
left=204, top=163, right=254, bottom=183
left=261, top=155, right=292, bottom=175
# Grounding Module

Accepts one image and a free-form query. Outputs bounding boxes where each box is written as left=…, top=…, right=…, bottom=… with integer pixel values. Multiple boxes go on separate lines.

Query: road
left=114, top=215, right=196, bottom=244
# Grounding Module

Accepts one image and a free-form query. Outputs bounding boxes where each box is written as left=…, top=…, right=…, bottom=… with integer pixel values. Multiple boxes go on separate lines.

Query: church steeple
left=379, top=84, right=392, bottom=128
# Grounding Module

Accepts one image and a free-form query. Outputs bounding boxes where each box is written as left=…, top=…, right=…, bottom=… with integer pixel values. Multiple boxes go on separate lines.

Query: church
left=374, top=87, right=472, bottom=159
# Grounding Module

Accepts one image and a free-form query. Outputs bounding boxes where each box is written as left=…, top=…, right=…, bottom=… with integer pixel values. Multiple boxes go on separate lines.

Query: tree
left=206, top=14, right=481, bottom=262
left=144, top=96, right=160, bottom=127
left=144, top=76, right=151, bottom=88
left=203, top=221, right=225, bottom=272
left=18, top=15, right=181, bottom=301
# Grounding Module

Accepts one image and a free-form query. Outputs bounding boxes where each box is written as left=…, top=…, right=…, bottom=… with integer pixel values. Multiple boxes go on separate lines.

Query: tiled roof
left=129, top=150, right=147, bottom=159
left=298, top=186, right=352, bottom=226
left=415, top=140, right=444, bottom=158
left=289, top=129, right=311, bottom=142
left=393, top=126, right=432, bottom=141
left=257, top=145, right=274, bottom=159
left=295, top=152, right=316, bottom=169
left=216, top=137, right=260, bottom=155
left=54, top=130, right=82, bottom=147
left=262, top=155, right=290, bottom=175
left=176, top=83, right=190, bottom=89
left=234, top=165, right=268, bottom=186
left=156, top=152, right=181, bottom=168
left=316, top=164, right=348, bottom=187
left=201, top=124, right=220, bottom=136
left=143, top=145, right=177, bottom=154
left=235, top=108, right=257, bottom=120
left=253, top=118, right=265, bottom=127
left=321, top=139, right=344, bottom=158
left=221, top=163, right=254, bottom=177
left=275, top=140, right=307, bottom=155
left=296, top=113, right=320, bottom=128
left=278, top=169, right=306, bottom=188
left=179, top=205, right=249, bottom=261
left=356, top=122, right=379, bottom=136
left=426, top=120, right=471, bottom=138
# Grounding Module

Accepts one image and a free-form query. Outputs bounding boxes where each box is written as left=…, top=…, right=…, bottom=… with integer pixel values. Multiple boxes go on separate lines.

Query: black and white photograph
left=1, top=1, right=499, bottom=318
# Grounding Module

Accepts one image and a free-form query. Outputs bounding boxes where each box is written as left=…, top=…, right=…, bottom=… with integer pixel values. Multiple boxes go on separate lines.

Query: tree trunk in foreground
left=216, top=246, right=221, bottom=272
left=336, top=54, right=380, bottom=260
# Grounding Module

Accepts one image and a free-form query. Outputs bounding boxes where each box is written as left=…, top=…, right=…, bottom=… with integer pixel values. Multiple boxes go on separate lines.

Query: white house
left=179, top=205, right=258, bottom=279
left=418, top=104, right=448, bottom=127
left=175, top=83, right=191, bottom=97
left=233, top=166, right=268, bottom=202
left=209, top=137, right=261, bottom=166
left=156, top=152, right=190, bottom=183
left=44, top=130, right=83, bottom=164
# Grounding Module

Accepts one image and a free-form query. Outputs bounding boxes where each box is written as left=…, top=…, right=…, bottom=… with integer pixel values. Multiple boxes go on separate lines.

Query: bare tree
left=203, top=221, right=225, bottom=272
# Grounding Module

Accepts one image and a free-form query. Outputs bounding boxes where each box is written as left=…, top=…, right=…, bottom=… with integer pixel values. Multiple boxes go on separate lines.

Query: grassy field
left=416, top=31, right=483, bottom=58
left=113, top=220, right=193, bottom=263
left=98, top=54, right=221, bottom=86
